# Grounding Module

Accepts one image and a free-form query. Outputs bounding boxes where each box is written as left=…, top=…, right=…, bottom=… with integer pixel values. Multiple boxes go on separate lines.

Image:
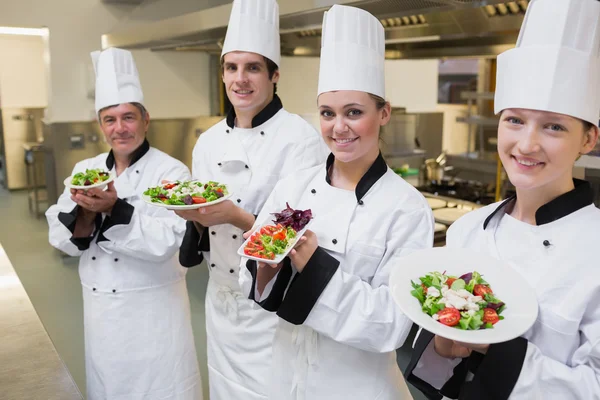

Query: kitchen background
left=1, top=0, right=599, bottom=399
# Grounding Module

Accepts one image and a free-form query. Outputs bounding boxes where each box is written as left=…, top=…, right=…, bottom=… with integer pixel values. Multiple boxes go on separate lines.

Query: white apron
left=190, top=107, right=328, bottom=399
left=46, top=145, right=202, bottom=400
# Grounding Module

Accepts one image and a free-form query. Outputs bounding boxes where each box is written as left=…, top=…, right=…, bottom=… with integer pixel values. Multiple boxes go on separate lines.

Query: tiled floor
left=0, top=186, right=425, bottom=400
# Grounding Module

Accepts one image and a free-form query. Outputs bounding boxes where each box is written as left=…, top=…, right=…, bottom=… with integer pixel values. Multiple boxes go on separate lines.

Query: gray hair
left=98, top=102, right=148, bottom=122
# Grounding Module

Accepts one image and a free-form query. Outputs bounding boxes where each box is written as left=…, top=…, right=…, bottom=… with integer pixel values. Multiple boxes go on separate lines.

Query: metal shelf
left=456, top=115, right=499, bottom=127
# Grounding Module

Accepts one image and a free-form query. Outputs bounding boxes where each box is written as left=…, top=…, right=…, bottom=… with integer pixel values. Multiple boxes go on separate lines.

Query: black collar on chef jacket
left=105, top=139, right=150, bottom=170
left=325, top=151, right=388, bottom=203
left=483, top=178, right=594, bottom=229
left=225, top=94, right=283, bottom=129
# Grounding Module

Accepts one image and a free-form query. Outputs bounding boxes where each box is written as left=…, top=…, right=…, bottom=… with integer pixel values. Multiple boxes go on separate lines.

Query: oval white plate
left=390, top=247, right=539, bottom=344
left=64, top=174, right=114, bottom=191
left=142, top=191, right=233, bottom=211
left=238, top=219, right=313, bottom=265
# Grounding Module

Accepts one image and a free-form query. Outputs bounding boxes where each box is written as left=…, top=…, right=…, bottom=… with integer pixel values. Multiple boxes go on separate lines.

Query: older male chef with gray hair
left=45, top=47, right=202, bottom=400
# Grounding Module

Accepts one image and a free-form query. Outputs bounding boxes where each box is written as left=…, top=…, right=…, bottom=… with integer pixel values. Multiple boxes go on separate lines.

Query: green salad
left=71, top=169, right=110, bottom=186
left=144, top=181, right=228, bottom=206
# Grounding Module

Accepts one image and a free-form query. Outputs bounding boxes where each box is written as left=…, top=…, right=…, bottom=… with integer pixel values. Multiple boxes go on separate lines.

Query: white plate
left=237, top=219, right=313, bottom=265
left=142, top=191, right=233, bottom=210
left=390, top=247, right=539, bottom=344
left=64, top=173, right=115, bottom=191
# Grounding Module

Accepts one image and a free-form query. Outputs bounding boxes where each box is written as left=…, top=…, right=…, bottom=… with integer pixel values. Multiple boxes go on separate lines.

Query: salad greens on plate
left=71, top=169, right=110, bottom=186
left=411, top=270, right=505, bottom=330
left=144, top=181, right=228, bottom=206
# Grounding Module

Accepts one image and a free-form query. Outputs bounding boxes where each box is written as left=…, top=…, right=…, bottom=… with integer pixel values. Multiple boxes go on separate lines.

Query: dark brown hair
left=369, top=94, right=388, bottom=110
left=582, top=119, right=596, bottom=133
left=220, top=55, right=279, bottom=94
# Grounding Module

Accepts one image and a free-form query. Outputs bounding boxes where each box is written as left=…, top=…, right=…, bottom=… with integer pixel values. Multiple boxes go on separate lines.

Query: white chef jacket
left=178, top=95, right=329, bottom=400
left=405, top=179, right=600, bottom=400
left=240, top=153, right=435, bottom=400
left=45, top=140, right=202, bottom=400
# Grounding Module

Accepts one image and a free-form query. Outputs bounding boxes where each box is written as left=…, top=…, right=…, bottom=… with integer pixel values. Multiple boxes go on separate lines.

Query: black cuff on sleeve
left=404, top=329, right=444, bottom=400
left=96, top=199, right=134, bottom=243
left=276, top=246, right=339, bottom=325
left=179, top=221, right=209, bottom=267
left=461, top=337, right=527, bottom=400
left=59, top=205, right=102, bottom=251
left=246, top=257, right=294, bottom=312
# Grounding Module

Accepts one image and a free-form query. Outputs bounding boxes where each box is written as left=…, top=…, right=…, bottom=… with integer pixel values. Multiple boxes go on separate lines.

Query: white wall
left=278, top=56, right=439, bottom=115
left=0, top=0, right=211, bottom=122
left=0, top=34, right=47, bottom=108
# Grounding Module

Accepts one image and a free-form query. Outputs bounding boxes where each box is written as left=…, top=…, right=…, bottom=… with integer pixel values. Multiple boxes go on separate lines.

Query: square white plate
left=237, top=219, right=313, bottom=265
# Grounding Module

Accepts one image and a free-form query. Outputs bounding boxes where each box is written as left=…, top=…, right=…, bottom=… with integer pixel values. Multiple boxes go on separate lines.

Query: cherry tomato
left=163, top=183, right=176, bottom=190
left=474, top=284, right=493, bottom=297
left=446, top=278, right=456, bottom=288
left=421, top=284, right=428, bottom=293
left=216, top=188, right=223, bottom=193
left=483, top=308, right=500, bottom=325
left=191, top=196, right=207, bottom=204
left=437, top=308, right=461, bottom=327
left=273, top=230, right=286, bottom=241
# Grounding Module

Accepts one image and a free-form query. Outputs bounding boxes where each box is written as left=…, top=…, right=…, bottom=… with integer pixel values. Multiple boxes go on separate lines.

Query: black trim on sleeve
left=276, top=246, right=339, bottom=325
left=404, top=329, right=444, bottom=400
left=96, top=199, right=134, bottom=243
left=58, top=205, right=102, bottom=251
left=460, top=337, right=528, bottom=400
left=246, top=257, right=294, bottom=312
left=179, top=221, right=210, bottom=267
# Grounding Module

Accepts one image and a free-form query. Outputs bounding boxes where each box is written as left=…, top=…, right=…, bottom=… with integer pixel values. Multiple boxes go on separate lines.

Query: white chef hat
left=91, top=47, right=144, bottom=114
left=495, top=0, right=600, bottom=126
left=317, top=4, right=385, bottom=98
left=221, top=0, right=281, bottom=66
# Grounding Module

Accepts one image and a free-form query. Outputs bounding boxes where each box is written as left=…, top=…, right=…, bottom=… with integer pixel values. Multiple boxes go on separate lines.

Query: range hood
left=102, top=0, right=529, bottom=59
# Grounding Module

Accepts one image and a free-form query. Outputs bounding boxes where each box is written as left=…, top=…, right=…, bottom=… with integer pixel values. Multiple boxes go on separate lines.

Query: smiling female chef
left=239, top=5, right=434, bottom=400
left=404, top=1, right=600, bottom=399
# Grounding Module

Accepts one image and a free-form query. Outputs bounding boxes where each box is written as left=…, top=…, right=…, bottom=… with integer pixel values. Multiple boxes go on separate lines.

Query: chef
left=239, top=5, right=434, bottom=399
left=45, top=48, right=202, bottom=400
left=404, top=0, right=600, bottom=398
left=175, top=0, right=328, bottom=398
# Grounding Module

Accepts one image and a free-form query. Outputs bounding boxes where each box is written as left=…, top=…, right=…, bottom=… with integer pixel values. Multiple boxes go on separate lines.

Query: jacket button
left=226, top=129, right=230, bottom=133
left=311, top=189, right=316, bottom=194
left=93, top=288, right=96, bottom=291
left=358, top=200, right=364, bottom=205
left=210, top=263, right=215, bottom=267
left=92, top=256, right=96, bottom=260
left=114, top=258, right=119, bottom=262
left=112, top=289, right=116, bottom=293
left=332, top=239, right=338, bottom=244
left=211, top=231, right=216, bottom=235
left=260, top=131, right=265, bottom=135
left=245, top=165, right=249, bottom=169
left=136, top=170, right=139, bottom=174
left=543, top=240, right=551, bottom=247
left=218, top=162, right=222, bottom=166
left=232, top=235, right=238, bottom=239
left=229, top=269, right=235, bottom=274
left=237, top=199, right=241, bottom=203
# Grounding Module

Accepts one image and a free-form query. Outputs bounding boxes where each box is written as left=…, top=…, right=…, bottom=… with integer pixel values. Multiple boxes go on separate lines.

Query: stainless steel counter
left=0, top=244, right=82, bottom=400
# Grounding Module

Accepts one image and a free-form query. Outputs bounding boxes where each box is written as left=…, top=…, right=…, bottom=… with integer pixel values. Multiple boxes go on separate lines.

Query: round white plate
left=64, top=174, right=115, bottom=191
left=142, top=192, right=233, bottom=211
left=390, top=247, right=539, bottom=344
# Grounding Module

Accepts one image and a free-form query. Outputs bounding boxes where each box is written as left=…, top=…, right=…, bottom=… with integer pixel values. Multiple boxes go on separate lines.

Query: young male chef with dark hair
left=45, top=47, right=202, bottom=400
left=405, top=0, right=600, bottom=398
left=175, top=0, right=328, bottom=399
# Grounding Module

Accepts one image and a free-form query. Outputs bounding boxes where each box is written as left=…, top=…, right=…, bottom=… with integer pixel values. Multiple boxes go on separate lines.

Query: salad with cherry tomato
left=244, top=224, right=298, bottom=260
left=410, top=271, right=506, bottom=330
left=144, top=181, right=228, bottom=206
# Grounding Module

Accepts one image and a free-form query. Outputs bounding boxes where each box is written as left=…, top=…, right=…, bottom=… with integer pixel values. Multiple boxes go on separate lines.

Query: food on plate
left=71, top=169, right=110, bottom=186
left=410, top=271, right=505, bottom=330
left=144, top=180, right=228, bottom=206
left=243, top=204, right=313, bottom=260
left=271, top=202, right=313, bottom=231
